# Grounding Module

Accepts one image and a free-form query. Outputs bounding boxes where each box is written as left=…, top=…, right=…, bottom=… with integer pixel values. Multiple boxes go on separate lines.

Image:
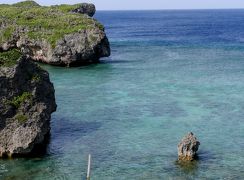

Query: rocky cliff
left=0, top=1, right=110, bottom=67
left=0, top=49, right=56, bottom=157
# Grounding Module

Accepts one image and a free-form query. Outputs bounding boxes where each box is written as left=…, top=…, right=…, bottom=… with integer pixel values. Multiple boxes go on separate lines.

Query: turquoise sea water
left=1, top=10, right=244, bottom=179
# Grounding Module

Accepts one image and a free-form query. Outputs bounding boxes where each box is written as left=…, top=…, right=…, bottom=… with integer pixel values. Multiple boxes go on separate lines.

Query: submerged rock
left=71, top=3, right=96, bottom=17
left=0, top=1, right=110, bottom=67
left=0, top=51, right=56, bottom=157
left=177, top=132, right=200, bottom=161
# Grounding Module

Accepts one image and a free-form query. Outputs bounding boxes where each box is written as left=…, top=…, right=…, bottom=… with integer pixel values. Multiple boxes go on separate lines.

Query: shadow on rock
left=10, top=133, right=51, bottom=159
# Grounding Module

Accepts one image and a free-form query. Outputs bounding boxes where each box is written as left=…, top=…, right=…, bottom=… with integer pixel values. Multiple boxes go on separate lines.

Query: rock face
left=71, top=3, right=96, bottom=17
left=178, top=132, right=200, bottom=161
left=0, top=1, right=110, bottom=67
left=18, top=26, right=110, bottom=67
left=0, top=56, right=56, bottom=157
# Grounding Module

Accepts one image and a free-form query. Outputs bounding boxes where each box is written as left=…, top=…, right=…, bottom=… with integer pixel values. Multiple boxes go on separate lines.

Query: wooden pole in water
left=86, top=154, right=91, bottom=180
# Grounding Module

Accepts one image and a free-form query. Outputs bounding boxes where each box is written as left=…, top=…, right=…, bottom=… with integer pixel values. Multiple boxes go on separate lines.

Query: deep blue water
left=1, top=10, right=244, bottom=179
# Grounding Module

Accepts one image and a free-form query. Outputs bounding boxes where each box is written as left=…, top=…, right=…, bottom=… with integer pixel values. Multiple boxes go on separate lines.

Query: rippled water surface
left=1, top=10, right=244, bottom=179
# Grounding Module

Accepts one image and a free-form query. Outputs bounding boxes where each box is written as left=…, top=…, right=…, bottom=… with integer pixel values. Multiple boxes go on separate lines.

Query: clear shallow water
left=2, top=10, right=244, bottom=179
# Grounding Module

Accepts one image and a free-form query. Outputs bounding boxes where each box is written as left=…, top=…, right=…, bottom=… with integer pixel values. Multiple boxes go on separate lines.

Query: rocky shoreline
left=0, top=1, right=111, bottom=157
left=0, top=0, right=112, bottom=157
left=0, top=50, right=56, bottom=157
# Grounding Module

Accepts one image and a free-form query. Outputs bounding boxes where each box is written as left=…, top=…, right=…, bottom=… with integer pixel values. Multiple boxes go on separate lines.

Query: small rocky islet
left=178, top=132, right=200, bottom=162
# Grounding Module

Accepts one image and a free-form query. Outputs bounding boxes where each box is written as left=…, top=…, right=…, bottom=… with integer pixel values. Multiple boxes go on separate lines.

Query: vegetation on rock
left=0, top=57, right=57, bottom=157
left=0, top=0, right=104, bottom=47
left=13, top=0, right=41, bottom=8
left=15, top=114, right=28, bottom=124
left=0, top=49, right=22, bottom=67
left=8, top=92, right=33, bottom=108
left=31, top=74, right=41, bottom=82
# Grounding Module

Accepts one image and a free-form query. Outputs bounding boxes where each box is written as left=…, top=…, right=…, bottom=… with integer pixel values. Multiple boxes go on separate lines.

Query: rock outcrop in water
left=0, top=49, right=56, bottom=157
left=178, top=132, right=200, bottom=161
left=0, top=1, right=110, bottom=67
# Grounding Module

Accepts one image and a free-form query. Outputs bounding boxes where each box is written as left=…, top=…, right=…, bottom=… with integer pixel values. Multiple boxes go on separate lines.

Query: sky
left=3, top=0, right=244, bottom=10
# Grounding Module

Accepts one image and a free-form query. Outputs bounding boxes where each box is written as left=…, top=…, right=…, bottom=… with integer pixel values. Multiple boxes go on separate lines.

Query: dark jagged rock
left=71, top=3, right=96, bottom=17
left=177, top=132, right=200, bottom=161
left=0, top=1, right=110, bottom=67
left=0, top=54, right=56, bottom=157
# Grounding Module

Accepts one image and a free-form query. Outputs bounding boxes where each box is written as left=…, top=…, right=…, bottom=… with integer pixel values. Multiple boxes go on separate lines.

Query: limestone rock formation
left=177, top=132, right=200, bottom=161
left=0, top=52, right=56, bottom=157
left=18, top=25, right=110, bottom=67
left=71, top=3, right=96, bottom=17
left=0, top=1, right=110, bottom=67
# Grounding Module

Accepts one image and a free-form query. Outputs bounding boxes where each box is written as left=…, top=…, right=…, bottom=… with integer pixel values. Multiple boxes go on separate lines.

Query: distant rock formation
left=71, top=3, right=96, bottom=17
left=0, top=1, right=110, bottom=67
left=0, top=52, right=56, bottom=157
left=178, top=132, right=200, bottom=161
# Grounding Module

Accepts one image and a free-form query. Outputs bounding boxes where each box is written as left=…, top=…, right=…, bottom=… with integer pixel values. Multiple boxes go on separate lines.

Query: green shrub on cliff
left=8, top=92, right=33, bottom=108
left=0, top=0, right=104, bottom=47
left=0, top=49, right=22, bottom=67
left=15, top=114, right=28, bottom=123
left=31, top=74, right=41, bottom=82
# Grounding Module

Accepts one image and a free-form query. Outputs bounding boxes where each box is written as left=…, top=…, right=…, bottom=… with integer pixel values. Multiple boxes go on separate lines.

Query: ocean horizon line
left=96, top=8, right=244, bottom=11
